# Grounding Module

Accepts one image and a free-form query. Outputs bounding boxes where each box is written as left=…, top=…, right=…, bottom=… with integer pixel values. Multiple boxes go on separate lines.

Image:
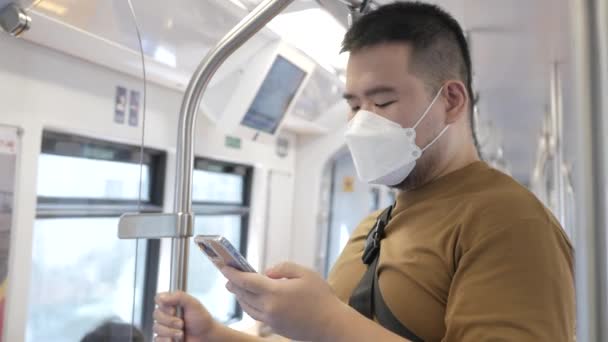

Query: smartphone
left=194, top=235, right=256, bottom=273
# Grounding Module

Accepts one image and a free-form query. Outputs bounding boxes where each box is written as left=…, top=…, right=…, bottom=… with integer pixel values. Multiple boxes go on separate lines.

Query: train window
left=192, top=158, right=249, bottom=205
left=187, top=158, right=252, bottom=323
left=37, top=154, right=150, bottom=201
left=26, top=131, right=165, bottom=342
left=192, top=169, right=243, bottom=204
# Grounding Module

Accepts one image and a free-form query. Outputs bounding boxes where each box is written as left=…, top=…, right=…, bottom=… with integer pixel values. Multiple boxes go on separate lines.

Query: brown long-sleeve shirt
left=328, top=161, right=575, bottom=341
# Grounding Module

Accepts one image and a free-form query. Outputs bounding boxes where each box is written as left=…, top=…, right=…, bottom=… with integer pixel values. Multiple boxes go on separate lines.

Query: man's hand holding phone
left=153, top=235, right=258, bottom=341
left=153, top=235, right=350, bottom=342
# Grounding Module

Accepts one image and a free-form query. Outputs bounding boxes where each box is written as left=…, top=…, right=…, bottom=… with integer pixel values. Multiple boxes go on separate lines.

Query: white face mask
left=345, top=87, right=449, bottom=186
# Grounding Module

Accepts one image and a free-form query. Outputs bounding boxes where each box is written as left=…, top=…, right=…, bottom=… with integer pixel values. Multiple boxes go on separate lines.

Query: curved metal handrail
left=116, top=0, right=369, bottom=309
left=170, top=0, right=295, bottom=293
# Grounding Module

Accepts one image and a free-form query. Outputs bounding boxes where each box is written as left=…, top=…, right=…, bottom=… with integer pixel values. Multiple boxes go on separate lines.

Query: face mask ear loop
left=422, top=124, right=450, bottom=152
left=413, top=86, right=445, bottom=129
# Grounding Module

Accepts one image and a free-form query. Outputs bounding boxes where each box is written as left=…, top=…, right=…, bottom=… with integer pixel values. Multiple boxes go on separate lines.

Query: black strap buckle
left=362, top=229, right=381, bottom=265
left=362, top=204, right=393, bottom=265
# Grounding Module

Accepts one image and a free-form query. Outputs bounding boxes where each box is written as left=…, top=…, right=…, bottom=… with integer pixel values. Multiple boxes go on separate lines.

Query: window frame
left=32, top=130, right=166, bottom=340
left=191, top=156, right=253, bottom=324
left=36, top=131, right=166, bottom=215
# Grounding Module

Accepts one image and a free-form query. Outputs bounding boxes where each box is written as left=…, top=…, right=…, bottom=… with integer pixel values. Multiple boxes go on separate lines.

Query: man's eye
left=351, top=106, right=361, bottom=112
left=376, top=101, right=396, bottom=108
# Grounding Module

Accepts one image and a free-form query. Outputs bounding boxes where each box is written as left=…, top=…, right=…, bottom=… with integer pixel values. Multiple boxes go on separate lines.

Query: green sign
left=225, top=136, right=242, bottom=149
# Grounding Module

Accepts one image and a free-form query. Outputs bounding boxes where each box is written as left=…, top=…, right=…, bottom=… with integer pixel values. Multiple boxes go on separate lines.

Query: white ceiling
left=1, top=0, right=573, bottom=182
left=459, top=0, right=570, bottom=182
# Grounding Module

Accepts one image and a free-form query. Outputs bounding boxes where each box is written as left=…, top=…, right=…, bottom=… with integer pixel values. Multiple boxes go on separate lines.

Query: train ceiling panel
left=10, top=0, right=350, bottom=136
left=4, top=0, right=573, bottom=182
left=25, top=0, right=245, bottom=72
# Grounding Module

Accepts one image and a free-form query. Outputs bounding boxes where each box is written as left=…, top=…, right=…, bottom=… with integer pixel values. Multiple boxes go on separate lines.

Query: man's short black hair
left=342, top=1, right=479, bottom=152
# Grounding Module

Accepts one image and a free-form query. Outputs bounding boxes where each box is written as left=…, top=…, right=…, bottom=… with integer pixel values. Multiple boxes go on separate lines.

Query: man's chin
left=395, top=174, right=419, bottom=191
left=395, top=162, right=432, bottom=191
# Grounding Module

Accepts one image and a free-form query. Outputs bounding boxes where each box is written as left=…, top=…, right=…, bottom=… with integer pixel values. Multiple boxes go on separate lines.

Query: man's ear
left=443, top=80, right=468, bottom=124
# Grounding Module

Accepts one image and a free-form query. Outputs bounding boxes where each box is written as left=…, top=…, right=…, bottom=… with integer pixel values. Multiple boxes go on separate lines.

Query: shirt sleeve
left=443, top=218, right=575, bottom=342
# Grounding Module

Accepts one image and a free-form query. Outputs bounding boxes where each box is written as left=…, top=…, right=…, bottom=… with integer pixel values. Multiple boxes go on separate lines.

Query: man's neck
left=431, top=149, right=480, bottom=184
left=400, top=144, right=480, bottom=192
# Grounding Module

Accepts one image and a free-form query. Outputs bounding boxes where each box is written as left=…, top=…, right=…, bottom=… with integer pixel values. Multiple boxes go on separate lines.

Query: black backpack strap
left=373, top=262, right=424, bottom=342
left=348, top=205, right=392, bottom=318
left=348, top=205, right=424, bottom=342
left=348, top=252, right=378, bottom=319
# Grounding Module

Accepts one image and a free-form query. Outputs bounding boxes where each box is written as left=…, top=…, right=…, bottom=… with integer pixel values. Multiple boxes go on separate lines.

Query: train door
left=262, top=170, right=295, bottom=270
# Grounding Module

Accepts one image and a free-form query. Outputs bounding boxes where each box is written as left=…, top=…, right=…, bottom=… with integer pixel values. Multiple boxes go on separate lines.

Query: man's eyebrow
left=343, top=93, right=356, bottom=100
left=343, top=86, right=398, bottom=100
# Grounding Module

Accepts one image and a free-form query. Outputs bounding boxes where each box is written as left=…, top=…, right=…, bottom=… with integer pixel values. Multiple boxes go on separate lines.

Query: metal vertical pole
left=170, top=0, right=295, bottom=294
left=589, top=0, right=608, bottom=340
left=550, top=62, right=566, bottom=226
left=569, top=0, right=608, bottom=340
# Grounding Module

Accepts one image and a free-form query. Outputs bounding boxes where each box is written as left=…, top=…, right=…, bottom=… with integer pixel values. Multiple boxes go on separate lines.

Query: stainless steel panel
left=118, top=213, right=193, bottom=239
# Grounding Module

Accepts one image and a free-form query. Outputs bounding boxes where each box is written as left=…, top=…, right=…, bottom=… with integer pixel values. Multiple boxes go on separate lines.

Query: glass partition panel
left=27, top=131, right=165, bottom=341
left=26, top=218, right=146, bottom=342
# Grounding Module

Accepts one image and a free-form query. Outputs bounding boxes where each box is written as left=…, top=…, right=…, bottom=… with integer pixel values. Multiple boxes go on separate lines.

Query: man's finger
left=265, top=262, right=308, bottom=279
left=226, top=281, right=266, bottom=311
left=153, top=322, right=184, bottom=339
left=157, top=304, right=176, bottom=316
left=155, top=291, right=194, bottom=308
left=235, top=293, right=266, bottom=322
left=221, top=267, right=273, bottom=294
left=153, top=308, right=183, bottom=329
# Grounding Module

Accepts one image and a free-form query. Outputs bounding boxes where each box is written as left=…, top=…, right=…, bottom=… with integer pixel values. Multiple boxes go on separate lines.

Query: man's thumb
left=155, top=291, right=194, bottom=307
left=265, top=262, right=307, bottom=279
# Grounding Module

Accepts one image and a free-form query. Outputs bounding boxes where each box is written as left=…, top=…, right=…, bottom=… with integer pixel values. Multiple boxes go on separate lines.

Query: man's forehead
left=347, top=44, right=412, bottom=76
left=347, top=42, right=413, bottom=68
left=345, top=44, right=414, bottom=95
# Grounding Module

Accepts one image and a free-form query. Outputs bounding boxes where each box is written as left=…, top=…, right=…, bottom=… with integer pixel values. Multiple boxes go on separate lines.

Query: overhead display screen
left=241, top=55, right=307, bottom=134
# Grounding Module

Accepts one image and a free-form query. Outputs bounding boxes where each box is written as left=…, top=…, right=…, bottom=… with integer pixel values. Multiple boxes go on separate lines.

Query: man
left=153, top=2, right=575, bottom=341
